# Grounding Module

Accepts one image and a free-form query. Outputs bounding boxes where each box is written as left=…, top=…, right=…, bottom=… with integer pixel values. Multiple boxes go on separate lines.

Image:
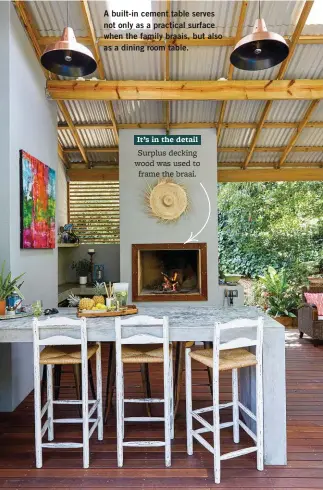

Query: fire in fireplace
left=132, top=243, right=207, bottom=302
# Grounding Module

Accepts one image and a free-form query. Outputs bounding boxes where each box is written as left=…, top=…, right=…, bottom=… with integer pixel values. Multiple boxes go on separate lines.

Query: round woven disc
left=149, top=181, right=188, bottom=221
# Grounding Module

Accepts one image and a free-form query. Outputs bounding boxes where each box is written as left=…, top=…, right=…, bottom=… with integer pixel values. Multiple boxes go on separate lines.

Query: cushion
left=304, top=292, right=323, bottom=316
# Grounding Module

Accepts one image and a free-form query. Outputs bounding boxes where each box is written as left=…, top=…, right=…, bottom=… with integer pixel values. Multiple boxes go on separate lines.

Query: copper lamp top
left=41, top=27, right=97, bottom=77
left=230, top=18, right=289, bottom=71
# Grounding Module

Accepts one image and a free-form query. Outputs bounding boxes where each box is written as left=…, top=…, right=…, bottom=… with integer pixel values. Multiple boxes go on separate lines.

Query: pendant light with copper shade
left=40, top=2, right=97, bottom=77
left=230, top=0, right=289, bottom=71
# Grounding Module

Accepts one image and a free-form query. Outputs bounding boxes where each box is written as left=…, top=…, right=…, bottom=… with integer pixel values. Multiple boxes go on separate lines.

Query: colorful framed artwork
left=20, top=150, right=56, bottom=249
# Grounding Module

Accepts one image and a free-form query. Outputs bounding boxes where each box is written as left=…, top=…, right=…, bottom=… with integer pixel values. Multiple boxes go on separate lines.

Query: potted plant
left=258, top=266, right=299, bottom=327
left=71, top=259, right=91, bottom=285
left=0, top=262, right=25, bottom=316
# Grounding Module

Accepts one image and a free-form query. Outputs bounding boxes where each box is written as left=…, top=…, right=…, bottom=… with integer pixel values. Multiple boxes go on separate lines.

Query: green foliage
left=258, top=266, right=299, bottom=317
left=0, top=262, right=25, bottom=301
left=218, top=182, right=323, bottom=277
left=71, top=258, right=91, bottom=277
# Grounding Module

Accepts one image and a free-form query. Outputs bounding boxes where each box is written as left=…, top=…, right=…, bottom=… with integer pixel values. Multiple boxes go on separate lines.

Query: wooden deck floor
left=0, top=331, right=322, bottom=489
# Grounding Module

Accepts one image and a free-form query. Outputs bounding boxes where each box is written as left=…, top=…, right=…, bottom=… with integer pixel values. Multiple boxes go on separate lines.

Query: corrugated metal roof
left=251, top=151, right=281, bottom=164
left=113, top=101, right=164, bottom=123
left=223, top=101, right=265, bottom=123
left=23, top=0, right=323, bottom=169
left=286, top=151, right=323, bottom=163
left=285, top=44, right=323, bottom=78
left=256, top=128, right=295, bottom=146
left=219, top=128, right=255, bottom=147
left=218, top=151, right=245, bottom=164
left=171, top=101, right=218, bottom=123
left=268, top=100, right=310, bottom=122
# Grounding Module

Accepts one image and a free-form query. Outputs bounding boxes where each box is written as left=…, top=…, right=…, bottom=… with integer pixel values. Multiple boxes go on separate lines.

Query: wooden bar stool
left=33, top=316, right=103, bottom=469
left=115, top=315, right=173, bottom=468
left=185, top=317, right=264, bottom=484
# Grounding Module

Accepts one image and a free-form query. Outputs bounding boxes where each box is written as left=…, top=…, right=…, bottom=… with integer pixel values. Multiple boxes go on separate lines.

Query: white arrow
left=184, top=183, right=211, bottom=244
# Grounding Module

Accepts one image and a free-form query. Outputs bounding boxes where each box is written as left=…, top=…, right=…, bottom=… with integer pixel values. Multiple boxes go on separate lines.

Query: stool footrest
left=52, top=400, right=96, bottom=405
left=239, top=420, right=257, bottom=442
left=220, top=446, right=257, bottom=461
left=124, top=417, right=164, bottom=422
left=238, top=401, right=256, bottom=421
left=42, top=442, right=83, bottom=449
left=54, top=418, right=96, bottom=424
left=191, top=429, right=214, bottom=454
left=123, top=441, right=165, bottom=447
left=124, top=398, right=164, bottom=403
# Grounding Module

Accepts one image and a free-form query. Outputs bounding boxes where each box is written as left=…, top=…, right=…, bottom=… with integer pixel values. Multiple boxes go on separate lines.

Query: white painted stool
left=115, top=315, right=173, bottom=467
left=32, top=316, right=103, bottom=469
left=185, top=317, right=264, bottom=484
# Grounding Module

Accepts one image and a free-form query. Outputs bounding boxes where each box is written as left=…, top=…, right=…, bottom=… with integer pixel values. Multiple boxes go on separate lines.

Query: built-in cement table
left=0, top=305, right=286, bottom=465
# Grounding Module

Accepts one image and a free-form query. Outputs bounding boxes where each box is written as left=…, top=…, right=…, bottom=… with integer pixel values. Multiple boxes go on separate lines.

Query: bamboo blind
left=69, top=181, right=120, bottom=244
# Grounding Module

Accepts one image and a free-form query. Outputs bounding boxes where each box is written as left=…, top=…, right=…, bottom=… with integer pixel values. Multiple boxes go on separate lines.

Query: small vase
left=0, top=300, right=6, bottom=316
left=79, top=276, right=87, bottom=285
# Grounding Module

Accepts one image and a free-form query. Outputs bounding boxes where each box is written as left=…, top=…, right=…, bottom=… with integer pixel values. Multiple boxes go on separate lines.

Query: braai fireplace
left=132, top=243, right=207, bottom=302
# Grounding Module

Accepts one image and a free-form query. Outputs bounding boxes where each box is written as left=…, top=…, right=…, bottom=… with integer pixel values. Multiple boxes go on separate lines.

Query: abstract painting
left=20, top=150, right=56, bottom=249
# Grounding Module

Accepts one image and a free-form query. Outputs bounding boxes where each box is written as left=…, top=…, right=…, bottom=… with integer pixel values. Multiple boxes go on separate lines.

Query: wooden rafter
left=164, top=0, right=171, bottom=134
left=37, top=34, right=323, bottom=47
left=80, top=0, right=119, bottom=147
left=277, top=0, right=314, bottom=80
left=63, top=145, right=323, bottom=154
left=278, top=100, right=320, bottom=168
left=46, top=79, right=323, bottom=101
left=67, top=167, right=323, bottom=183
left=57, top=121, right=323, bottom=130
left=242, top=0, right=314, bottom=169
left=13, top=0, right=88, bottom=167
left=217, top=1, right=248, bottom=142
left=58, top=143, right=68, bottom=167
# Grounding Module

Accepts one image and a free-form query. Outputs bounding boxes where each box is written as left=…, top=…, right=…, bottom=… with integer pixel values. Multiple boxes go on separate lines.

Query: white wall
left=57, top=160, right=68, bottom=228
left=119, top=129, right=220, bottom=305
left=0, top=5, right=58, bottom=411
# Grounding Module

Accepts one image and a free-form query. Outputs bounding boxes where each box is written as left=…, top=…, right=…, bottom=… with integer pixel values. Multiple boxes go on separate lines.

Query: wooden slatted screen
left=69, top=181, right=120, bottom=244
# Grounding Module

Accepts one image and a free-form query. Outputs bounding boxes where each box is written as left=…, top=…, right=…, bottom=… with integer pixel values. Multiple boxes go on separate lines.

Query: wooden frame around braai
left=132, top=243, right=208, bottom=302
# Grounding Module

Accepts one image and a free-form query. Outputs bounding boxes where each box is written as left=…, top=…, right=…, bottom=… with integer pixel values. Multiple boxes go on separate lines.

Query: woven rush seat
left=189, top=347, right=257, bottom=371
left=40, top=344, right=98, bottom=365
left=121, top=344, right=171, bottom=364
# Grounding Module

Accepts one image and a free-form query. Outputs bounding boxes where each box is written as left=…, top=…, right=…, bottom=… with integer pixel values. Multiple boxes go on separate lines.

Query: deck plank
left=0, top=330, right=322, bottom=488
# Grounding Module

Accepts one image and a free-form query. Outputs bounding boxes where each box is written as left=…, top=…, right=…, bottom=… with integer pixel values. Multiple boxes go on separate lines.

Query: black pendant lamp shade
left=41, top=27, right=97, bottom=77
left=230, top=19, right=289, bottom=71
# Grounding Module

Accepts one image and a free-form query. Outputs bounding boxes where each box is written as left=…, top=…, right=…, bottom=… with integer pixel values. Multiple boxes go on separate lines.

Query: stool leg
left=41, top=365, right=47, bottom=406
left=104, top=342, right=116, bottom=424
left=232, top=368, right=240, bottom=443
left=185, top=348, right=193, bottom=456
left=116, top=356, right=124, bottom=467
left=174, top=342, right=185, bottom=416
left=73, top=365, right=82, bottom=417
left=96, top=343, right=103, bottom=441
left=47, top=365, right=54, bottom=441
left=34, top=354, right=42, bottom=468
left=54, top=365, right=62, bottom=400
left=170, top=346, right=174, bottom=439
left=164, top=344, right=171, bottom=467
left=204, top=341, right=213, bottom=397
left=88, top=359, right=96, bottom=400
left=140, top=363, right=152, bottom=417
left=213, top=369, right=221, bottom=484
left=82, top=351, right=89, bottom=469
left=256, top=362, right=264, bottom=471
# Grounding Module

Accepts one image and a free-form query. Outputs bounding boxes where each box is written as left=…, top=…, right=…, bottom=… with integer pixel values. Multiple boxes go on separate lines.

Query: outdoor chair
left=298, top=286, right=323, bottom=345
left=32, top=316, right=103, bottom=468
left=185, top=317, right=264, bottom=484
left=115, top=315, right=174, bottom=468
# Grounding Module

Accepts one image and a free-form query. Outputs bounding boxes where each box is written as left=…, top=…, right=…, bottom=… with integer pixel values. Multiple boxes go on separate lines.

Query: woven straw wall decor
left=145, top=179, right=188, bottom=222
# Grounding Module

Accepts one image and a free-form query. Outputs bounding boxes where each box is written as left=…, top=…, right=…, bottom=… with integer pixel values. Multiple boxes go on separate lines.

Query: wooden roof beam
left=218, top=167, right=323, bottom=183
left=80, top=0, right=119, bottom=149
left=278, top=100, right=320, bottom=168
left=46, top=79, right=323, bottom=101
left=242, top=0, right=314, bottom=169
left=37, top=35, right=323, bottom=47
left=57, top=121, right=323, bottom=130
left=217, top=1, right=248, bottom=142
left=63, top=145, right=323, bottom=154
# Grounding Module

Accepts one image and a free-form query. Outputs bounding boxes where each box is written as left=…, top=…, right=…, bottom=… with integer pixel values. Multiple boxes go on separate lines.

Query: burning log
left=161, top=271, right=180, bottom=292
